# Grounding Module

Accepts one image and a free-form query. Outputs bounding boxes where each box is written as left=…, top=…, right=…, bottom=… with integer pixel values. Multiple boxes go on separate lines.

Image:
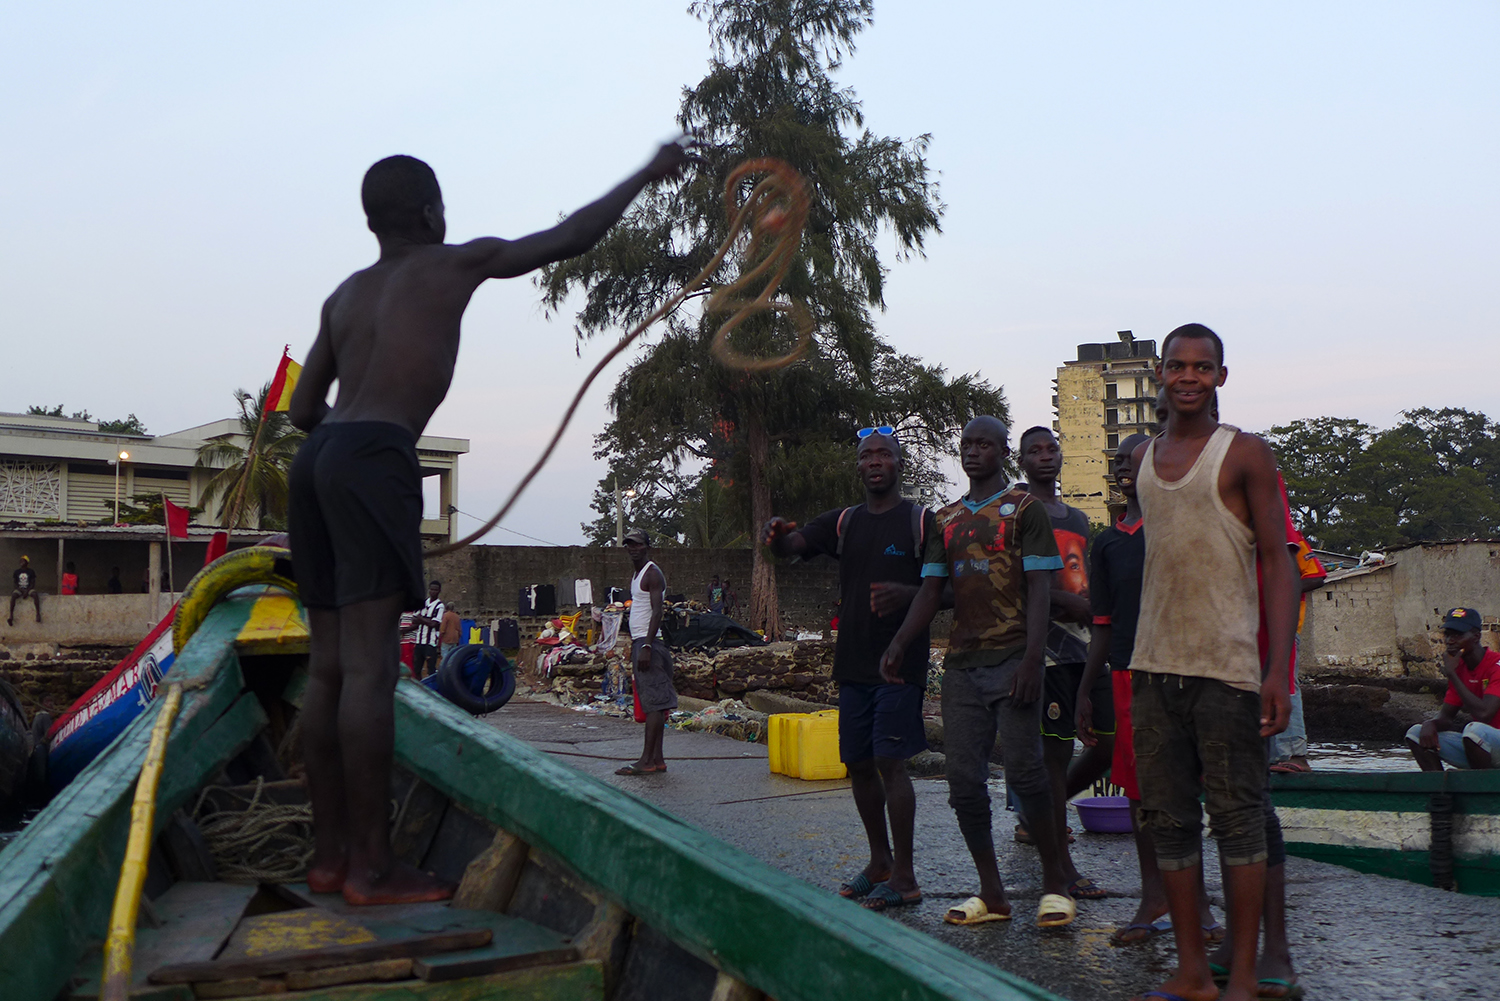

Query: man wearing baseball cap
left=1406, top=608, right=1500, bottom=770
left=617, top=528, right=677, bottom=775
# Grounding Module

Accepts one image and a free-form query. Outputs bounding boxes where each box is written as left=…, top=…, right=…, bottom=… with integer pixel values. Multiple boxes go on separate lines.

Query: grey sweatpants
left=943, top=653, right=1054, bottom=862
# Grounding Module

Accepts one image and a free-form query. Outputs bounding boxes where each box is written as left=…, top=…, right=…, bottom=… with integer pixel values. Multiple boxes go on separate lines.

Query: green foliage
left=26, top=404, right=147, bottom=434
left=1264, top=408, right=1500, bottom=553
left=194, top=382, right=305, bottom=529
left=548, top=0, right=1005, bottom=566
left=98, top=414, right=148, bottom=436
left=113, top=493, right=203, bottom=526
left=27, top=404, right=92, bottom=420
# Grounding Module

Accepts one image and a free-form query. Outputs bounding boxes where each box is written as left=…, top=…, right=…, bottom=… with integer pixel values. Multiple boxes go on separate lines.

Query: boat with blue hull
left=46, top=605, right=177, bottom=793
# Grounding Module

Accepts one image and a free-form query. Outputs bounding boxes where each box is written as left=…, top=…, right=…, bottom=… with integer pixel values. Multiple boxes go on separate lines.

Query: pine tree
left=541, top=0, right=1005, bottom=633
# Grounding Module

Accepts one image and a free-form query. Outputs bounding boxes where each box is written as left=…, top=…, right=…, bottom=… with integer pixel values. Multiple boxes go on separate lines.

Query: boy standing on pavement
left=410, top=581, right=446, bottom=680
left=1014, top=426, right=1112, bottom=902
left=1406, top=607, right=1500, bottom=770
left=881, top=416, right=1077, bottom=929
left=764, top=429, right=938, bottom=912
left=618, top=528, right=678, bottom=775
left=288, top=141, right=690, bottom=904
left=1127, top=323, right=1296, bottom=1001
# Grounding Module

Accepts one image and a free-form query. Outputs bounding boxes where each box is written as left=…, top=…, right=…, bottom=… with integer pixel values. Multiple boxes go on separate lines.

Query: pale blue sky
left=2, top=3, right=1495, bottom=543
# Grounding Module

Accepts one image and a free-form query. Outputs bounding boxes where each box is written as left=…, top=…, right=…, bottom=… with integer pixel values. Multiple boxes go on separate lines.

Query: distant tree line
left=1264, top=407, right=1500, bottom=554
left=26, top=403, right=148, bottom=436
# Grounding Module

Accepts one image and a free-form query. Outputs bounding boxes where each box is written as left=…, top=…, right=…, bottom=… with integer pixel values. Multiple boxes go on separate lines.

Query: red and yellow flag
left=265, top=346, right=302, bottom=412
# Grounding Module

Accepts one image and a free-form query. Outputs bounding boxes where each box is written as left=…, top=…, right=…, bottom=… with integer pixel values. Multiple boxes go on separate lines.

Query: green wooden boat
left=0, top=586, right=1062, bottom=1001
left=1270, top=769, right=1500, bottom=896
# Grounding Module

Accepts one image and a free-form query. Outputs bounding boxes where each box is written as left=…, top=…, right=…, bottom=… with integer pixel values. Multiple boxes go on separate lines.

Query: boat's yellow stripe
left=100, top=682, right=183, bottom=1001
left=235, top=593, right=309, bottom=652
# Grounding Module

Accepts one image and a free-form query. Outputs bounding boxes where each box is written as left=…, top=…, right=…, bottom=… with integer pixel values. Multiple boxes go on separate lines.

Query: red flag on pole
left=265, top=345, right=303, bottom=413
left=164, top=497, right=190, bottom=539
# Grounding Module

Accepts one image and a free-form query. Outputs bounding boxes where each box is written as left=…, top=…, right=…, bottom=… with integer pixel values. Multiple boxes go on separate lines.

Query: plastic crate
left=767, top=711, right=845, bottom=780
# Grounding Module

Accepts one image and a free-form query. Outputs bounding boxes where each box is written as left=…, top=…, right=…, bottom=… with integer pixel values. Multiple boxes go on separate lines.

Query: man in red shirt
left=1407, top=608, right=1500, bottom=770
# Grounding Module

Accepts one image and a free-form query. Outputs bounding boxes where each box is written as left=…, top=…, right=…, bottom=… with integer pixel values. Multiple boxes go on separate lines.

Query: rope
left=426, top=157, right=812, bottom=557
left=193, top=777, right=315, bottom=885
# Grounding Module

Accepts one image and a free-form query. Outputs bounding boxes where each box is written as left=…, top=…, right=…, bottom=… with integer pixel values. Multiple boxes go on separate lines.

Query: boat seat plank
left=218, top=908, right=378, bottom=961
left=235, top=593, right=309, bottom=656
left=150, top=928, right=493, bottom=984
left=257, top=959, right=604, bottom=1001
left=68, top=882, right=258, bottom=999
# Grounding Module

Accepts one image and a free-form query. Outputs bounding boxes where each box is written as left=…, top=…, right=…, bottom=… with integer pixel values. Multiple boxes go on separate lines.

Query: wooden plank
left=0, top=598, right=263, bottom=1001
left=391, top=684, right=1064, bottom=1001
left=260, top=960, right=603, bottom=1001
left=451, top=830, right=528, bottom=912
left=151, top=929, right=493, bottom=984
left=192, top=977, right=287, bottom=998
left=284, top=959, right=413, bottom=991
left=218, top=909, right=377, bottom=961
left=408, top=913, right=577, bottom=982
left=71, top=883, right=258, bottom=999
left=236, top=594, right=310, bottom=656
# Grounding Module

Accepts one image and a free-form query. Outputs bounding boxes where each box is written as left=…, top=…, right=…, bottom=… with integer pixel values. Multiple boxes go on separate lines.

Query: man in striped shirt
left=411, top=581, right=445, bottom=680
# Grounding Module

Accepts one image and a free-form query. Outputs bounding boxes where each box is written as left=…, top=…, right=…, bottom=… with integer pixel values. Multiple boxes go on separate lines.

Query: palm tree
left=196, top=382, right=305, bottom=529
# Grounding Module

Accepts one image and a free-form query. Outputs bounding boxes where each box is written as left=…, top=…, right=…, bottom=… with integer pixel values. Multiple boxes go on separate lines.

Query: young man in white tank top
left=1128, top=324, right=1297, bottom=1001
left=618, top=528, right=677, bottom=775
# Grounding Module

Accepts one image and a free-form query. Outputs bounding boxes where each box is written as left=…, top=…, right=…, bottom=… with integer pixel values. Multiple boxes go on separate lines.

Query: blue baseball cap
left=1442, top=607, right=1482, bottom=633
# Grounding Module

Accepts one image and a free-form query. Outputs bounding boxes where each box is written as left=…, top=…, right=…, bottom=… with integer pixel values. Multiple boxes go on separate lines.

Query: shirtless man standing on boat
left=287, top=141, right=690, bottom=905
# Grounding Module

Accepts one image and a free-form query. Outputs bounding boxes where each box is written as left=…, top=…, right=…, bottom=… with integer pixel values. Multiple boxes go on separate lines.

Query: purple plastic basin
left=1073, top=795, right=1133, bottom=834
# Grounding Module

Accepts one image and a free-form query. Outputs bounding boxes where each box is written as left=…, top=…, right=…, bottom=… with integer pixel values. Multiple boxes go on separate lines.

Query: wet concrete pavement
left=480, top=698, right=1500, bottom=1001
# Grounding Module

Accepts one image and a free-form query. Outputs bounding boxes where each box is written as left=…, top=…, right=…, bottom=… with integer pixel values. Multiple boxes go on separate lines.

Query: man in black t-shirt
left=1014, top=427, right=1112, bottom=901
left=9, top=556, right=41, bottom=626
left=765, top=428, right=937, bottom=913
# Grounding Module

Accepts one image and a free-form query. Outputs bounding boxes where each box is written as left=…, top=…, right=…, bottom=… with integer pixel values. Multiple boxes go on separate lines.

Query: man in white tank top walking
left=1127, top=324, right=1297, bottom=1001
left=618, top=528, right=677, bottom=775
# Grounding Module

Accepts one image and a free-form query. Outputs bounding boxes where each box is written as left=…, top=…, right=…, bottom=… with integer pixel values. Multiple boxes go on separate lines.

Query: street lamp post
left=613, top=478, right=637, bottom=545
left=111, top=450, right=130, bottom=525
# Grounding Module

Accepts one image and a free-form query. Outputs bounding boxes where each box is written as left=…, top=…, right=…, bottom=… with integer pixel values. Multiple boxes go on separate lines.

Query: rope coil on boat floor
left=193, top=777, right=315, bottom=885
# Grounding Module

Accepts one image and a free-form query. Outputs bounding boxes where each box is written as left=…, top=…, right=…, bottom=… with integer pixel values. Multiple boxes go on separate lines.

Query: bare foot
left=342, top=861, right=454, bottom=906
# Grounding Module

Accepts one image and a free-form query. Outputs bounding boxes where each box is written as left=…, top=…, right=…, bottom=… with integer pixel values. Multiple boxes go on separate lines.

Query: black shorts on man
left=838, top=682, right=927, bottom=762
left=1041, top=663, right=1115, bottom=740
left=288, top=421, right=425, bottom=610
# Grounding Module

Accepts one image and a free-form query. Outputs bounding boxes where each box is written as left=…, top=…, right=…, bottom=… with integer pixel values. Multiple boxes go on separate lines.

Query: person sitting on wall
left=10, top=555, right=41, bottom=625
left=1406, top=608, right=1500, bottom=770
left=106, top=566, right=124, bottom=594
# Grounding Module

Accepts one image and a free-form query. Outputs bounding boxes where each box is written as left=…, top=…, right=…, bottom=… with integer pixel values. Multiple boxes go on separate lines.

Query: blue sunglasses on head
left=856, top=425, right=895, bottom=440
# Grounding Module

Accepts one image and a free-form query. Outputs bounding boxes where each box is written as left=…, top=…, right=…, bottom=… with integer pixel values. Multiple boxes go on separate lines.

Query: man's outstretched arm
left=289, top=302, right=336, bottom=431
left=455, top=142, right=691, bottom=281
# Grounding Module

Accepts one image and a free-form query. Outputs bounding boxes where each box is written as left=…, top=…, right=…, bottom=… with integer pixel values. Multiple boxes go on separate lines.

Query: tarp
left=661, top=612, right=766, bottom=651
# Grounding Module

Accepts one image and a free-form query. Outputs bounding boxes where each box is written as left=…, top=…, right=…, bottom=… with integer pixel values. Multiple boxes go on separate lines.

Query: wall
left=1389, top=542, right=1500, bottom=668
left=1299, top=566, right=1399, bottom=677
left=0, top=593, right=178, bottom=647
left=422, top=545, right=843, bottom=632
left=1299, top=541, right=1500, bottom=679
left=1054, top=365, right=1109, bottom=524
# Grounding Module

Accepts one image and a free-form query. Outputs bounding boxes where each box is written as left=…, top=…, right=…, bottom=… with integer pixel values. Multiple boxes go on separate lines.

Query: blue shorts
left=1406, top=721, right=1500, bottom=768
left=838, top=681, right=928, bottom=763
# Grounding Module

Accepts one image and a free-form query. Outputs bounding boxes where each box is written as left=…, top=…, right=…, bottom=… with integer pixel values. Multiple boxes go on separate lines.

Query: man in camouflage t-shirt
left=881, top=416, right=1077, bottom=928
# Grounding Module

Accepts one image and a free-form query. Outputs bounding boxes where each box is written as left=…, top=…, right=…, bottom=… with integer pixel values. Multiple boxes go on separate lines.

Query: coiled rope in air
left=427, top=157, right=812, bottom=557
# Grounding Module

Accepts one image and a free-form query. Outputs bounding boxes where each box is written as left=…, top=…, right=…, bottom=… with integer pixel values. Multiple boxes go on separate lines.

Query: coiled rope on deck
left=193, top=777, right=315, bottom=885
left=427, top=157, right=812, bottom=557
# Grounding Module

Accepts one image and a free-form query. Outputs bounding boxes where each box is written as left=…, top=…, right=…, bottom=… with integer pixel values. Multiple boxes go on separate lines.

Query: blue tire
left=435, top=644, right=517, bottom=715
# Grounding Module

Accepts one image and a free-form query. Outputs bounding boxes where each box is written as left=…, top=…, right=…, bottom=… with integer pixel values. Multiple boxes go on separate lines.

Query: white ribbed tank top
left=1133, top=424, right=1262, bottom=692
left=630, top=561, right=662, bottom=639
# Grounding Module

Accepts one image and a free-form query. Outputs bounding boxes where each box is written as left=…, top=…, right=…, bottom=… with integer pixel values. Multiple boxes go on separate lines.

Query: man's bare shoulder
left=1226, top=428, right=1277, bottom=470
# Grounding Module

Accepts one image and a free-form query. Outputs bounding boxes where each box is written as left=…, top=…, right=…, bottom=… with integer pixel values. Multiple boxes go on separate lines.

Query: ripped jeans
left=1132, top=671, right=1268, bottom=870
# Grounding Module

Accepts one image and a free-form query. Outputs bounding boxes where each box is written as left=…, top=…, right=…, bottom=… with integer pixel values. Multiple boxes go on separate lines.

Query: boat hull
left=46, top=607, right=176, bottom=792
left=1271, top=770, right=1500, bottom=896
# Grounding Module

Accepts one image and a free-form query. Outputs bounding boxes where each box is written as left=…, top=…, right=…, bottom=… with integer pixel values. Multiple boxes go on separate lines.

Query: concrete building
left=1300, top=539, right=1500, bottom=679
left=0, top=410, right=467, bottom=541
left=1051, top=332, right=1161, bottom=524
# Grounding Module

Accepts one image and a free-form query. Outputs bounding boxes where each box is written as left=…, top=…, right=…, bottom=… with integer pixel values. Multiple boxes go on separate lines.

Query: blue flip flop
left=861, top=882, right=923, bottom=911
left=1110, top=916, right=1171, bottom=946
left=838, top=872, right=876, bottom=899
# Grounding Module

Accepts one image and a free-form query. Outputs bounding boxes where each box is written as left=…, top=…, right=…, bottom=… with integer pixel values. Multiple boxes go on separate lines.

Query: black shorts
left=288, top=421, right=425, bottom=611
left=1041, top=663, right=1115, bottom=740
left=838, top=681, right=928, bottom=763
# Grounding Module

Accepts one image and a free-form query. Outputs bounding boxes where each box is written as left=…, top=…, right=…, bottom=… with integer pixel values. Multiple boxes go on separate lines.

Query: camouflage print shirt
left=922, top=485, right=1063, bottom=670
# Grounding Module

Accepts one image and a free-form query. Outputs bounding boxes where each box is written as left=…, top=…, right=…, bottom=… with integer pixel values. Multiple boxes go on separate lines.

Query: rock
left=743, top=691, right=828, bottom=716
left=907, top=750, right=945, bottom=777
left=923, top=717, right=944, bottom=750
left=676, top=696, right=719, bottom=713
